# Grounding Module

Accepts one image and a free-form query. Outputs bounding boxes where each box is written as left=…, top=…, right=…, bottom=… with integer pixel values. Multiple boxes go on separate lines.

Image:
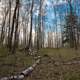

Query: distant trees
left=0, top=0, right=10, bottom=46
left=0, top=0, right=80, bottom=52
left=63, top=0, right=79, bottom=49
left=0, top=0, right=20, bottom=53
left=48, top=32, right=53, bottom=48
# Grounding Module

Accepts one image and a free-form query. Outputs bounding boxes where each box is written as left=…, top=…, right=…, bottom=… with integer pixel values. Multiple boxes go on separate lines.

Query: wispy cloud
left=52, top=0, right=67, bottom=6
left=44, top=0, right=52, bottom=6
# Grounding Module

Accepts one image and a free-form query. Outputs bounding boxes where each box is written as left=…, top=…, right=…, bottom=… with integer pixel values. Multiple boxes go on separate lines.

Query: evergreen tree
left=63, top=0, right=79, bottom=49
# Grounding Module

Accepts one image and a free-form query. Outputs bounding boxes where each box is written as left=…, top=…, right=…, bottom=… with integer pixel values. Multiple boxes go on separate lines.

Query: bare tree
left=0, top=5, right=10, bottom=46
left=9, top=0, right=20, bottom=52
left=12, top=0, right=20, bottom=53
left=26, top=0, right=34, bottom=51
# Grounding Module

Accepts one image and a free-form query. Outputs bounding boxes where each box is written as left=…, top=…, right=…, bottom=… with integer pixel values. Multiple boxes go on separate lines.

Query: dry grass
left=27, top=48, right=80, bottom=80
left=40, top=48, right=80, bottom=61
left=0, top=48, right=80, bottom=80
left=0, top=47, right=35, bottom=77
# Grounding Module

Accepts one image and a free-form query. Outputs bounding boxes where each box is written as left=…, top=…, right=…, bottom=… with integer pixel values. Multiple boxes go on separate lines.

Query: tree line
left=0, top=0, right=80, bottom=54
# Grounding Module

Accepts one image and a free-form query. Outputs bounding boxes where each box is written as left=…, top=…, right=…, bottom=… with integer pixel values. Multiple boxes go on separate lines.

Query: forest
left=0, top=0, right=80, bottom=80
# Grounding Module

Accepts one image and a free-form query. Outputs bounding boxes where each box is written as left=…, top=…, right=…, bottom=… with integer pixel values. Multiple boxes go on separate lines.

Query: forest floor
left=0, top=48, right=80, bottom=80
left=0, top=47, right=35, bottom=78
left=26, top=48, right=80, bottom=80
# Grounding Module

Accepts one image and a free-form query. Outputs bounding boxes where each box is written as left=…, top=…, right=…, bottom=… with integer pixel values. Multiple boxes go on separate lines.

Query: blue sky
left=43, top=0, right=80, bottom=32
left=22, top=0, right=80, bottom=32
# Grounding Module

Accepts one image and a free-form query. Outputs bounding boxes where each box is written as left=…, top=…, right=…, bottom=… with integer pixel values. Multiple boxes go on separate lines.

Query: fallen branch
left=0, top=57, right=41, bottom=80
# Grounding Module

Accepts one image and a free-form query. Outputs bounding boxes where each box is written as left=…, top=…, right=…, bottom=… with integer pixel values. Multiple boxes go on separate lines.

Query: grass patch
left=0, top=48, right=35, bottom=77
left=63, top=71, right=80, bottom=80
left=27, top=48, right=80, bottom=80
left=0, top=47, right=8, bottom=57
left=40, top=48, right=80, bottom=61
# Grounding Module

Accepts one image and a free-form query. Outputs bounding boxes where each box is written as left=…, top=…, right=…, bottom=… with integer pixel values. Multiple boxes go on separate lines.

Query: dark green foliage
left=63, top=13, right=78, bottom=48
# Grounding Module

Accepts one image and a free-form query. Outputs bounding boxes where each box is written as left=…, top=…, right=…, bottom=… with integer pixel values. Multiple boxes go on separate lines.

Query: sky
left=22, top=0, right=80, bottom=32
left=43, top=0, right=80, bottom=32
left=39, top=0, right=68, bottom=32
